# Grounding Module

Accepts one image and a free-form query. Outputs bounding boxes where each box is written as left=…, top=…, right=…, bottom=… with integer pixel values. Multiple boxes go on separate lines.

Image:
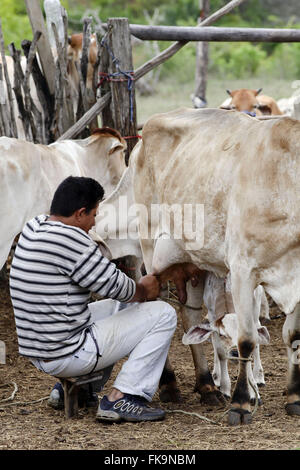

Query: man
left=9, top=176, right=177, bottom=423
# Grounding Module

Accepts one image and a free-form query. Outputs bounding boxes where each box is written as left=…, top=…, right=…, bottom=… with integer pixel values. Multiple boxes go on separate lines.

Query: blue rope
left=100, top=36, right=135, bottom=122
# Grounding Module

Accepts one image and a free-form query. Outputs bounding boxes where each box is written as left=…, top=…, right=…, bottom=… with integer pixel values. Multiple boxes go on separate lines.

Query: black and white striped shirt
left=9, top=215, right=136, bottom=360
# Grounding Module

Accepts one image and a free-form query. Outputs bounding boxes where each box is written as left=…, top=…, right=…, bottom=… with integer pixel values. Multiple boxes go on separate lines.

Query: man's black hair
left=50, top=176, right=104, bottom=216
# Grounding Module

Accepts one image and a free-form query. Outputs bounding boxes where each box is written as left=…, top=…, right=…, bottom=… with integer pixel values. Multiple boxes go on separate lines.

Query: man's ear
left=182, top=324, right=214, bottom=345
left=75, top=207, right=87, bottom=219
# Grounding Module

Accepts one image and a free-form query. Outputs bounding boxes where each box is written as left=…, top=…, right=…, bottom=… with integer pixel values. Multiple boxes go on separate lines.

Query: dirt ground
left=0, top=278, right=300, bottom=452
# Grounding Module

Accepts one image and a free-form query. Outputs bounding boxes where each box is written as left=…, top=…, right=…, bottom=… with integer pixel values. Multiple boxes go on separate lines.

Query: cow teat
left=156, top=263, right=204, bottom=305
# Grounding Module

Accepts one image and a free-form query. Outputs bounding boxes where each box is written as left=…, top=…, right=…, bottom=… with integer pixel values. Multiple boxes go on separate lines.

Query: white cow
left=0, top=127, right=126, bottom=270
left=91, top=154, right=270, bottom=404
left=183, top=272, right=270, bottom=403
left=91, top=157, right=144, bottom=281
left=131, top=107, right=300, bottom=425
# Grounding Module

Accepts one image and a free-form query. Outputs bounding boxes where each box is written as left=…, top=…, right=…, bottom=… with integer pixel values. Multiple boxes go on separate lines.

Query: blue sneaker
left=48, top=382, right=64, bottom=409
left=48, top=382, right=99, bottom=409
left=96, top=393, right=165, bottom=423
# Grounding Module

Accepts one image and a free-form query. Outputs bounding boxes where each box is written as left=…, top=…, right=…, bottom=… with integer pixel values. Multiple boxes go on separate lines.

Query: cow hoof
left=257, top=382, right=265, bottom=388
left=200, top=390, right=226, bottom=406
left=228, top=408, right=252, bottom=426
left=159, top=387, right=182, bottom=403
left=285, top=401, right=300, bottom=416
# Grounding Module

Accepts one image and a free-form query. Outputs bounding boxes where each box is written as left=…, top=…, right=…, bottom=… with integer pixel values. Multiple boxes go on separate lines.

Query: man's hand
left=130, top=274, right=161, bottom=302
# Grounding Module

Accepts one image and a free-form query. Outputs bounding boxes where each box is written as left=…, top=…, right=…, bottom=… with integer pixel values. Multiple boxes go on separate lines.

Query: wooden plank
left=24, top=0, right=55, bottom=95
left=194, top=0, right=210, bottom=107
left=129, top=25, right=300, bottom=42
left=57, top=93, right=111, bottom=141
left=103, top=18, right=138, bottom=163
left=0, top=19, right=18, bottom=137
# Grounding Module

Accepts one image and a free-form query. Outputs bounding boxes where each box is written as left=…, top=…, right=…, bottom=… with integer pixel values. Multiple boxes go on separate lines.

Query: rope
left=123, top=135, right=142, bottom=140
left=0, top=396, right=49, bottom=410
left=165, top=409, right=219, bottom=425
left=0, top=382, right=18, bottom=403
left=0, top=381, right=49, bottom=410
left=99, top=34, right=136, bottom=123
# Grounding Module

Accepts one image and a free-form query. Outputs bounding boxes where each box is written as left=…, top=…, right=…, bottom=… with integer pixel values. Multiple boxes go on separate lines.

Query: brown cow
left=221, top=88, right=283, bottom=116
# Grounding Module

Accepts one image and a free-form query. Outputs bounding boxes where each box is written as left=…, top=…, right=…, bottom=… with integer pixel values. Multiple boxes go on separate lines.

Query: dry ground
left=0, top=278, right=300, bottom=452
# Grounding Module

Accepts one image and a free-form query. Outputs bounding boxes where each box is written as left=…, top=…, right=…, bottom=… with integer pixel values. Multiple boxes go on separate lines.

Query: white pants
left=31, top=299, right=177, bottom=401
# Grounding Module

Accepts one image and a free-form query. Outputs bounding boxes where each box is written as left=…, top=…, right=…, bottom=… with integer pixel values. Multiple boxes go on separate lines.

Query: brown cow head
left=221, top=88, right=272, bottom=116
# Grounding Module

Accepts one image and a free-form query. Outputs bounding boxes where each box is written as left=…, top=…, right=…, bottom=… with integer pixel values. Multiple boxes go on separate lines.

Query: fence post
left=24, top=0, right=55, bottom=96
left=193, top=0, right=210, bottom=108
left=101, top=18, right=138, bottom=164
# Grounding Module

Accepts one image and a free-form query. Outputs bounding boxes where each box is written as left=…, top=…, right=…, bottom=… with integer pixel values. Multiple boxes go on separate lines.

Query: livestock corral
left=2, top=0, right=300, bottom=453
left=0, top=278, right=299, bottom=451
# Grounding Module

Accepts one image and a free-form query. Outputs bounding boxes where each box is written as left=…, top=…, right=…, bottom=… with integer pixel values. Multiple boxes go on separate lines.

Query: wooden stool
left=58, top=370, right=105, bottom=419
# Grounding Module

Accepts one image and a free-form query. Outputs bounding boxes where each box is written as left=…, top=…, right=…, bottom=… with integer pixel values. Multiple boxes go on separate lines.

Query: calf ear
left=182, top=324, right=213, bottom=345
left=257, top=326, right=270, bottom=345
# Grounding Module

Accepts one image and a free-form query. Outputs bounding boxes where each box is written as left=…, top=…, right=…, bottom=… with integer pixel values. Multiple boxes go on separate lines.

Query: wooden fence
left=1, top=0, right=300, bottom=155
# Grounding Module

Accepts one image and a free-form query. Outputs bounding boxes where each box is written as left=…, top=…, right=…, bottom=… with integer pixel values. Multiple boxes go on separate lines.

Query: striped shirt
left=9, top=215, right=136, bottom=360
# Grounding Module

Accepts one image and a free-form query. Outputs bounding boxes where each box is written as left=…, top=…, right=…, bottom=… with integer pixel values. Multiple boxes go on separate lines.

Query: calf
left=220, top=88, right=283, bottom=116
left=183, top=272, right=270, bottom=403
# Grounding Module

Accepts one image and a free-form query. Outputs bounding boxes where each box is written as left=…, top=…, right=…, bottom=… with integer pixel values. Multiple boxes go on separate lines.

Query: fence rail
left=126, top=25, right=300, bottom=43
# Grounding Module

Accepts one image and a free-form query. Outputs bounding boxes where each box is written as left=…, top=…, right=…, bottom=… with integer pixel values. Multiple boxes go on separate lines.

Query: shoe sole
left=48, top=399, right=98, bottom=410
left=96, top=410, right=165, bottom=423
left=48, top=399, right=64, bottom=410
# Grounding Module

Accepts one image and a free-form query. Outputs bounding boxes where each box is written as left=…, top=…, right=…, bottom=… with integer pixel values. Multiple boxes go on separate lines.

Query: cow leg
left=181, top=281, right=226, bottom=406
left=212, top=334, right=221, bottom=388
left=252, top=344, right=265, bottom=388
left=159, top=356, right=182, bottom=403
left=212, top=332, right=231, bottom=400
left=282, top=304, right=300, bottom=416
left=228, top=270, right=257, bottom=425
left=248, top=358, right=262, bottom=406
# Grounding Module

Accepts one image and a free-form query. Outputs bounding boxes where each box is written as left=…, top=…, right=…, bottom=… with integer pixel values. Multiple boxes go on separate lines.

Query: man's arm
left=129, top=274, right=161, bottom=303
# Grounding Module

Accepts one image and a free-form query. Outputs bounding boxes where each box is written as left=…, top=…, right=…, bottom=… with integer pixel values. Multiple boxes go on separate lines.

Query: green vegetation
left=0, top=0, right=300, bottom=109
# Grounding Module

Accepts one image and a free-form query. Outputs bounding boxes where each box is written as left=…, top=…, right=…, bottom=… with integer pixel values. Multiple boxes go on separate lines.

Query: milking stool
left=57, top=366, right=113, bottom=419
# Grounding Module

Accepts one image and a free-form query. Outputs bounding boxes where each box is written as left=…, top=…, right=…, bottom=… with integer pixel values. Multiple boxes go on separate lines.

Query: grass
left=135, top=75, right=295, bottom=125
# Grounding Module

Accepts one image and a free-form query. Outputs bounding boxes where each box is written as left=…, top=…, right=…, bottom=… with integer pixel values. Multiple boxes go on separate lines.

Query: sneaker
left=48, top=382, right=99, bottom=410
left=48, top=382, right=64, bottom=410
left=96, top=393, right=165, bottom=423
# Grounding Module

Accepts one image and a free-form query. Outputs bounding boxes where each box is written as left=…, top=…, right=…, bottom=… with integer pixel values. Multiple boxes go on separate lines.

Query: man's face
left=78, top=204, right=99, bottom=233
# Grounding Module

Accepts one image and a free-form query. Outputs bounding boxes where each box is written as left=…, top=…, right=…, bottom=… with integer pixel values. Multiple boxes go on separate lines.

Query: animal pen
left=1, top=1, right=300, bottom=444
left=0, top=0, right=299, bottom=287
left=1, top=0, right=300, bottom=156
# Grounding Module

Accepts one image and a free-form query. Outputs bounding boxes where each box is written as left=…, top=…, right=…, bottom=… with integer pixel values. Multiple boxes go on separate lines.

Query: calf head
left=91, top=127, right=127, bottom=186
left=224, top=88, right=266, bottom=115
left=182, top=313, right=270, bottom=351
